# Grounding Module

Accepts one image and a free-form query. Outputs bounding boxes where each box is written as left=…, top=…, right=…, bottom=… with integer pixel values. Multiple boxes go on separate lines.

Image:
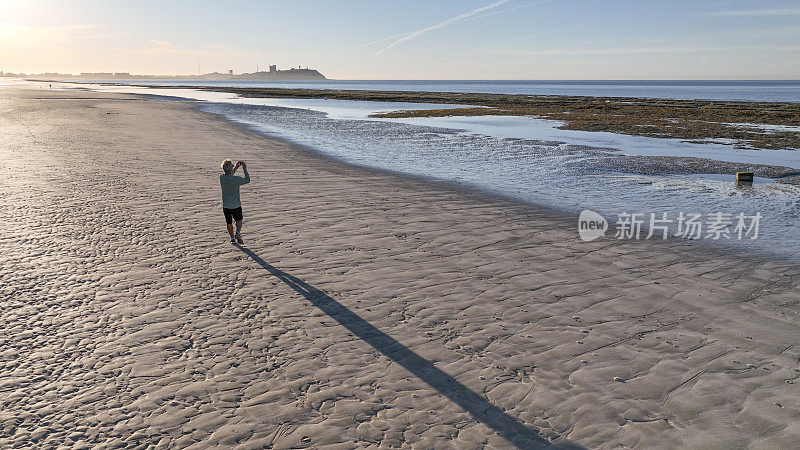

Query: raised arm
left=238, top=162, right=250, bottom=185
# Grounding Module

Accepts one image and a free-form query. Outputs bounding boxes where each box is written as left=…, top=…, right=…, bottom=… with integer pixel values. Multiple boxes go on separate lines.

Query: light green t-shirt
left=219, top=168, right=250, bottom=209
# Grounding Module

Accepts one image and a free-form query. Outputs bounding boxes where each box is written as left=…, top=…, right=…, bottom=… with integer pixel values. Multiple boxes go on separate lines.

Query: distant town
left=0, top=65, right=326, bottom=81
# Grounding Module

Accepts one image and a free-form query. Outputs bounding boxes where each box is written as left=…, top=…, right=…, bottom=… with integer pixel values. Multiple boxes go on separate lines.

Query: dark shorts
left=223, top=207, right=243, bottom=224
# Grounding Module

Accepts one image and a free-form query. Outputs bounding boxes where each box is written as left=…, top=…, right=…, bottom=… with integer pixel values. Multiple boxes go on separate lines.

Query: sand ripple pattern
left=1, top=88, right=800, bottom=448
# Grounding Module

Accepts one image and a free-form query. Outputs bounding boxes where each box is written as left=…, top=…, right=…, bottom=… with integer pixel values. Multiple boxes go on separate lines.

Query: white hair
left=221, top=159, right=234, bottom=174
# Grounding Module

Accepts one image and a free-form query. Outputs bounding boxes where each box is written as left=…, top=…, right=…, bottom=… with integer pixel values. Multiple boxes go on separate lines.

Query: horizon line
left=12, top=75, right=800, bottom=82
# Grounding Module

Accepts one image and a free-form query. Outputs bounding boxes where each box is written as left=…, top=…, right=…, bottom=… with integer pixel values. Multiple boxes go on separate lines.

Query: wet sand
left=61, top=82, right=800, bottom=150
left=2, top=85, right=800, bottom=448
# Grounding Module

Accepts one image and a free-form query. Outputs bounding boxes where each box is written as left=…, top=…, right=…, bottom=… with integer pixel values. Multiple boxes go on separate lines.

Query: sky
left=1, top=0, right=799, bottom=79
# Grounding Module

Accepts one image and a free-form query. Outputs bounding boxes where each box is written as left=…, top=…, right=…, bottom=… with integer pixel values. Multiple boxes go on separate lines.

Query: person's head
left=221, top=159, right=234, bottom=174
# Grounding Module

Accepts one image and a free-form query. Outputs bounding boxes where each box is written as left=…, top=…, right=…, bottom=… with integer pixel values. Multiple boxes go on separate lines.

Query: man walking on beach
left=219, top=159, right=250, bottom=244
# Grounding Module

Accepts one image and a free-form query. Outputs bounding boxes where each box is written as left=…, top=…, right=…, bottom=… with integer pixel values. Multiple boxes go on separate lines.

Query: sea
left=67, top=79, right=800, bottom=260
left=85, top=79, right=800, bottom=103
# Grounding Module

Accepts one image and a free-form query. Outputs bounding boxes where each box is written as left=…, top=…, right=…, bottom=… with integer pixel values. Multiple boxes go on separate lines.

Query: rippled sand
left=1, top=85, right=799, bottom=448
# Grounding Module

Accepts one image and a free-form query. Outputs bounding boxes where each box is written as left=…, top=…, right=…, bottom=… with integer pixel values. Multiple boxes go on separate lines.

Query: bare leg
left=235, top=220, right=242, bottom=235
left=226, top=223, right=235, bottom=238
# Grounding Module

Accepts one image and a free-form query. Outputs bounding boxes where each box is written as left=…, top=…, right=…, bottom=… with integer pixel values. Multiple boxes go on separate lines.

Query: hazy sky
left=1, top=0, right=799, bottom=79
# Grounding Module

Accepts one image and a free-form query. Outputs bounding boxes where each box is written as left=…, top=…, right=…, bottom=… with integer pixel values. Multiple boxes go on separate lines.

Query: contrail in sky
left=494, top=21, right=598, bottom=46
left=457, top=0, right=554, bottom=24
left=352, top=0, right=554, bottom=51
left=378, top=0, right=511, bottom=53
left=352, top=31, right=411, bottom=50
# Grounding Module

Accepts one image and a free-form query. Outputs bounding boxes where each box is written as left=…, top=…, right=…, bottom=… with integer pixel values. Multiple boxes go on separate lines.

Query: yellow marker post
left=736, top=172, right=754, bottom=186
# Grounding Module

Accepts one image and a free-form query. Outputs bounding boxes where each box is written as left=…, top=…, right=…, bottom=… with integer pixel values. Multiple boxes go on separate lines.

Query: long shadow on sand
left=238, top=245, right=578, bottom=449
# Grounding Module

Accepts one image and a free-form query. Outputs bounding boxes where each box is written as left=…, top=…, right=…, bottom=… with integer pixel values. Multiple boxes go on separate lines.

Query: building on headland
left=236, top=65, right=325, bottom=80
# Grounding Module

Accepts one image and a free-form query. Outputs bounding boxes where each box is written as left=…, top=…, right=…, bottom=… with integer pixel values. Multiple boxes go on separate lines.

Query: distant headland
left=2, top=65, right=326, bottom=81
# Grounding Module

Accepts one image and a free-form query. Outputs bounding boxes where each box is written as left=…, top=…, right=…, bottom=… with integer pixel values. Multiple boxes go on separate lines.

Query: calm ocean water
left=94, top=79, right=800, bottom=103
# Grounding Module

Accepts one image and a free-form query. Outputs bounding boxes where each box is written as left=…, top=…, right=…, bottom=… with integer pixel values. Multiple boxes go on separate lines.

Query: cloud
left=0, top=22, right=107, bottom=45
left=112, top=40, right=255, bottom=59
left=703, top=8, right=800, bottom=17
left=138, top=39, right=176, bottom=55
left=378, top=0, right=511, bottom=53
left=0, top=22, right=114, bottom=63
left=0, top=22, right=125, bottom=73
left=73, top=31, right=131, bottom=40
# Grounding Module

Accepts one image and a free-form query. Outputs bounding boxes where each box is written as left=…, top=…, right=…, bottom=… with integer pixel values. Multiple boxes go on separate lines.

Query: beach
left=2, top=84, right=800, bottom=448
left=61, top=81, right=800, bottom=260
left=55, top=82, right=800, bottom=150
